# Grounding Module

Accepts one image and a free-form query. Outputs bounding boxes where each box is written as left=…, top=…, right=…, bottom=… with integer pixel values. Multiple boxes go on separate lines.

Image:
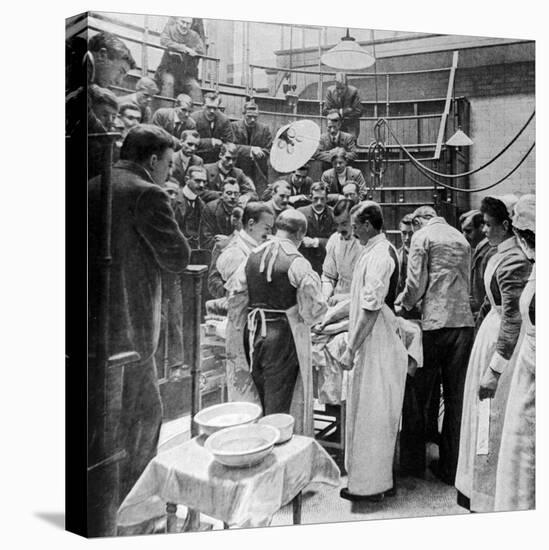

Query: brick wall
left=468, top=94, right=535, bottom=208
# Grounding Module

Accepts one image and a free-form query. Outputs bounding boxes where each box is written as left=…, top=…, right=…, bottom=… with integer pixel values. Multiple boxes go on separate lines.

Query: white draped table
left=118, top=434, right=340, bottom=531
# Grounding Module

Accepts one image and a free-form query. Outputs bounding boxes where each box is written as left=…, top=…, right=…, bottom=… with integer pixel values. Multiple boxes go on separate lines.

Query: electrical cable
left=399, top=137, right=535, bottom=193
left=378, top=111, right=535, bottom=179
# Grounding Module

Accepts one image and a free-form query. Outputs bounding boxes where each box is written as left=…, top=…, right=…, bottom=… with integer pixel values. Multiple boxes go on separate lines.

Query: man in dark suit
left=118, top=103, right=142, bottom=136
left=170, top=130, right=203, bottom=188
left=262, top=165, right=313, bottom=209
left=314, top=110, right=357, bottom=171
left=117, top=76, right=158, bottom=123
left=88, top=124, right=190, bottom=503
left=151, top=93, right=196, bottom=140
left=155, top=16, right=205, bottom=101
left=173, top=165, right=207, bottom=250
left=201, top=178, right=241, bottom=249
left=231, top=100, right=273, bottom=198
left=322, top=72, right=363, bottom=139
left=342, top=181, right=360, bottom=204
left=203, top=143, right=256, bottom=203
left=191, top=91, right=235, bottom=164
left=459, top=210, right=496, bottom=321
left=297, top=181, right=335, bottom=275
left=321, top=148, right=367, bottom=202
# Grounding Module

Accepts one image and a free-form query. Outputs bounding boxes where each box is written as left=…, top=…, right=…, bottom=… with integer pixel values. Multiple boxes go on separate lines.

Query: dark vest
left=385, top=243, right=400, bottom=312
left=245, top=245, right=300, bottom=310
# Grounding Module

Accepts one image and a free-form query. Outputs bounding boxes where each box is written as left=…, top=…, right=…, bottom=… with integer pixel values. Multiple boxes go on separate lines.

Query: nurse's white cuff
left=489, top=352, right=508, bottom=374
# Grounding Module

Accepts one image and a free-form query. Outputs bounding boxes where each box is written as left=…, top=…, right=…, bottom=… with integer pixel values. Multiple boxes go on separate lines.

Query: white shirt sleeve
left=289, top=257, right=328, bottom=325
left=360, top=246, right=394, bottom=311
left=321, top=234, right=338, bottom=285
left=217, top=246, right=247, bottom=283
left=224, top=257, right=248, bottom=293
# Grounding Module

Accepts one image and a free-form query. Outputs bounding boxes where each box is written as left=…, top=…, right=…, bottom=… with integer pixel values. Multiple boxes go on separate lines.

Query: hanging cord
left=383, top=118, right=535, bottom=193
left=379, top=111, right=535, bottom=179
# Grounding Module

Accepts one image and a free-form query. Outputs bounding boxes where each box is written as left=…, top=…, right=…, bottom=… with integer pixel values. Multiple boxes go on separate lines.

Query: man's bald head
left=275, top=209, right=307, bottom=240
left=411, top=205, right=437, bottom=231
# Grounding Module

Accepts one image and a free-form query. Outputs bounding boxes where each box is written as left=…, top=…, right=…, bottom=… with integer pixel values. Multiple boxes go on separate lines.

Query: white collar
left=182, top=185, right=197, bottom=201
left=497, top=235, right=517, bottom=254
left=239, top=229, right=259, bottom=247
left=363, top=232, right=386, bottom=252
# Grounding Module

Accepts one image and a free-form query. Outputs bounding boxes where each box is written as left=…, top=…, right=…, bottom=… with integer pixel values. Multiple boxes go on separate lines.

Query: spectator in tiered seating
left=203, top=143, right=256, bottom=203
left=87, top=31, right=136, bottom=88
left=191, top=91, right=235, bottom=164
left=170, top=130, right=204, bottom=188
left=117, top=77, right=158, bottom=123
left=322, top=72, right=363, bottom=139
left=297, top=182, right=336, bottom=276
left=164, top=180, right=180, bottom=201
left=201, top=178, right=242, bottom=249
left=460, top=210, right=496, bottom=321
left=155, top=16, right=205, bottom=102
left=172, top=165, right=207, bottom=250
left=342, top=181, right=360, bottom=204
left=314, top=110, right=357, bottom=171
left=321, top=148, right=367, bottom=201
left=231, top=100, right=273, bottom=198
left=151, top=94, right=196, bottom=140
left=68, top=32, right=136, bottom=180
left=118, top=103, right=142, bottom=135
left=89, top=84, right=119, bottom=132
left=262, top=165, right=313, bottom=209
left=113, top=102, right=144, bottom=163
left=264, top=180, right=293, bottom=220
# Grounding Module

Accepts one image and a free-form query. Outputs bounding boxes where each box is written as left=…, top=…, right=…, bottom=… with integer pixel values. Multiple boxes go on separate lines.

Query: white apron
left=345, top=242, right=408, bottom=496
left=226, top=295, right=314, bottom=437
left=455, top=250, right=523, bottom=511
left=494, top=265, right=535, bottom=511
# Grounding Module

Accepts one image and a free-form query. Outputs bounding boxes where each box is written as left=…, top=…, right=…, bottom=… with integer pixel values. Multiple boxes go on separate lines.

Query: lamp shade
left=321, top=29, right=376, bottom=71
left=446, top=128, right=473, bottom=147
left=270, top=120, right=320, bottom=173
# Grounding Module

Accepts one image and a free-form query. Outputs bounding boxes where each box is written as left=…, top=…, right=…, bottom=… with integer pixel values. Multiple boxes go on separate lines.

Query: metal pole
left=93, top=133, right=117, bottom=449
left=245, top=21, right=251, bottom=93
left=142, top=15, right=149, bottom=76
left=386, top=74, right=390, bottom=145
left=318, top=28, right=323, bottom=118
left=180, top=264, right=208, bottom=532
left=250, top=65, right=254, bottom=98
left=241, top=22, right=246, bottom=87
left=182, top=265, right=208, bottom=436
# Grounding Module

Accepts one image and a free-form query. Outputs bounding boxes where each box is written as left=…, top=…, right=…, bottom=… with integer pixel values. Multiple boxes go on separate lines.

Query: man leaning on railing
left=155, top=16, right=205, bottom=102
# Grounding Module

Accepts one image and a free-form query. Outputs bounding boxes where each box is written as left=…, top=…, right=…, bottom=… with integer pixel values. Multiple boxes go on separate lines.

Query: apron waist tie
left=247, top=307, right=287, bottom=366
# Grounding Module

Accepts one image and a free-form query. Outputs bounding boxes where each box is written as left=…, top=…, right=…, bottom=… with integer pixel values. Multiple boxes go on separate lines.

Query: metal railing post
left=142, top=15, right=149, bottom=76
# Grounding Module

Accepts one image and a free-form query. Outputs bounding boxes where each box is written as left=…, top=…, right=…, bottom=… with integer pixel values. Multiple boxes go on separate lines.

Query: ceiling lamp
left=321, top=28, right=376, bottom=71
left=446, top=127, right=473, bottom=147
